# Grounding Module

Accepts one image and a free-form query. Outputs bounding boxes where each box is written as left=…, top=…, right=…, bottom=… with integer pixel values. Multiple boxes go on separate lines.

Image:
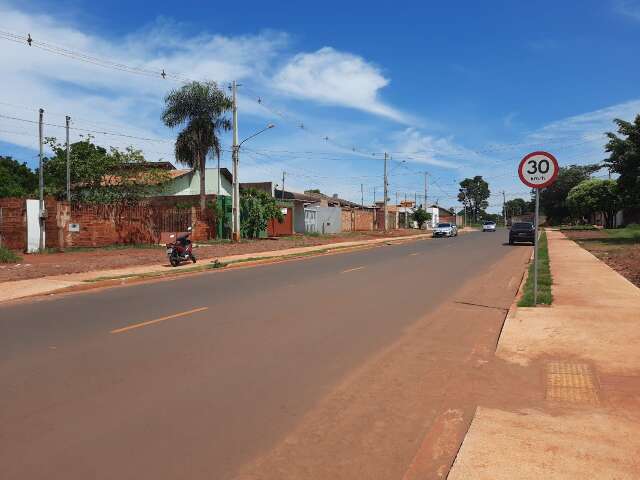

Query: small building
left=158, top=167, right=233, bottom=197
left=429, top=205, right=455, bottom=228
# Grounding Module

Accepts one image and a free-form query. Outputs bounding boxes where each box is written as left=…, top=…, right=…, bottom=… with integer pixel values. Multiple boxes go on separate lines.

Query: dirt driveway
left=0, top=230, right=425, bottom=282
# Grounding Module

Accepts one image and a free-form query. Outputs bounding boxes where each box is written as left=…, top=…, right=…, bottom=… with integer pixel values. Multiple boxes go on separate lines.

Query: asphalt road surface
left=0, top=230, right=531, bottom=479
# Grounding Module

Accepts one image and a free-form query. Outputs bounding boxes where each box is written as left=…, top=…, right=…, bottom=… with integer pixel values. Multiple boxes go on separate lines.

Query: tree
left=42, top=136, right=169, bottom=203
left=458, top=176, right=490, bottom=222
left=503, top=197, right=534, bottom=219
left=411, top=207, right=431, bottom=229
left=567, top=179, right=621, bottom=228
left=240, top=188, right=284, bottom=239
left=162, top=81, right=232, bottom=213
left=604, top=115, right=640, bottom=207
left=539, top=164, right=600, bottom=225
left=0, top=156, right=37, bottom=197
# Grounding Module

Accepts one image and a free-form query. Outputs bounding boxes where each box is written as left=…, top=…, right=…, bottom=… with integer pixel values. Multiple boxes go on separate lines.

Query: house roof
left=301, top=191, right=365, bottom=208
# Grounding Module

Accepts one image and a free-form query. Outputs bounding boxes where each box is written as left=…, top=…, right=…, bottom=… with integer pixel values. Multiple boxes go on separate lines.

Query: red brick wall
left=354, top=209, right=374, bottom=231
left=0, top=198, right=26, bottom=250
left=341, top=209, right=353, bottom=232
left=342, top=208, right=375, bottom=232
left=1, top=196, right=224, bottom=250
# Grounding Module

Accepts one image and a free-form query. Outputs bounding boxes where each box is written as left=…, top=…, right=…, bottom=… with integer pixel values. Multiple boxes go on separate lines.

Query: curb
left=0, top=234, right=432, bottom=305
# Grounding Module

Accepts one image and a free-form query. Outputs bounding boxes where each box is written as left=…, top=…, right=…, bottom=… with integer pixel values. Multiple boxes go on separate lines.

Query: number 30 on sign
left=518, top=151, right=559, bottom=189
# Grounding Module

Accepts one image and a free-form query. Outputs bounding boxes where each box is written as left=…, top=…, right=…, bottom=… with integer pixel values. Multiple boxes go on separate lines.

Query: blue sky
left=1, top=0, right=639, bottom=211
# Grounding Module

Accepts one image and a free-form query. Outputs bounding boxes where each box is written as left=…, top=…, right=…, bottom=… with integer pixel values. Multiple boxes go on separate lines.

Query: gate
left=304, top=208, right=317, bottom=233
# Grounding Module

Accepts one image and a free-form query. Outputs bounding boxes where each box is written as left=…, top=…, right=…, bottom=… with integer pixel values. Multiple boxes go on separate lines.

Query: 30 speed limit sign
left=518, top=151, right=559, bottom=188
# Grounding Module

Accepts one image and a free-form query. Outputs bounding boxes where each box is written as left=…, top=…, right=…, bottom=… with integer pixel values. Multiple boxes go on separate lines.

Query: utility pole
left=38, top=108, right=45, bottom=251
left=395, top=191, right=399, bottom=206
left=65, top=116, right=71, bottom=202
left=424, top=172, right=428, bottom=209
left=383, top=152, right=388, bottom=231
left=361, top=183, right=364, bottom=206
left=231, top=80, right=240, bottom=242
left=502, top=191, right=507, bottom=227
left=281, top=171, right=286, bottom=200
left=373, top=186, right=376, bottom=204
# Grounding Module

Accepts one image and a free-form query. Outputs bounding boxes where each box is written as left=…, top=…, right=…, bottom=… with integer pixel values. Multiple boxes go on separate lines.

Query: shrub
left=0, top=246, right=22, bottom=263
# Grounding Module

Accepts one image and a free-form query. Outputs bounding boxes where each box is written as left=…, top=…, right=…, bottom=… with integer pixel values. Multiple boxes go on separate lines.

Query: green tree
left=0, top=156, right=37, bottom=197
left=567, top=179, right=621, bottom=228
left=240, top=188, right=284, bottom=239
left=43, top=136, right=169, bottom=203
left=503, top=197, right=533, bottom=219
left=604, top=115, right=640, bottom=207
left=458, top=176, right=490, bottom=222
left=162, top=81, right=232, bottom=213
left=539, top=164, right=600, bottom=225
left=411, top=207, right=431, bottom=229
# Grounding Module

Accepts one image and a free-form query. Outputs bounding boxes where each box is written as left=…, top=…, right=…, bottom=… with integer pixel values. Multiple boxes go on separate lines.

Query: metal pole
left=533, top=188, right=540, bottom=305
left=65, top=116, right=71, bottom=202
left=373, top=186, right=376, bottom=204
left=361, top=183, right=364, bottom=206
left=38, top=108, right=44, bottom=251
left=502, top=190, right=507, bottom=227
left=424, top=172, right=428, bottom=208
left=383, top=152, right=388, bottom=231
left=231, top=80, right=240, bottom=242
left=281, top=171, right=285, bottom=200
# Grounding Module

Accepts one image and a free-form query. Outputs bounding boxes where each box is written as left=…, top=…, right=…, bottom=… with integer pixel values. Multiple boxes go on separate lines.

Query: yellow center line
left=110, top=307, right=209, bottom=334
left=341, top=266, right=366, bottom=274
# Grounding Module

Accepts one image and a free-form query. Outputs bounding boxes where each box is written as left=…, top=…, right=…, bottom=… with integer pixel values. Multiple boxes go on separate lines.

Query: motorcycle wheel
left=191, top=254, right=197, bottom=264
left=170, top=255, right=180, bottom=267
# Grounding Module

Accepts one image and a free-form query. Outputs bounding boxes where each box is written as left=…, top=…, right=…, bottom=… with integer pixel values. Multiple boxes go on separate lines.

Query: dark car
left=509, top=222, right=535, bottom=245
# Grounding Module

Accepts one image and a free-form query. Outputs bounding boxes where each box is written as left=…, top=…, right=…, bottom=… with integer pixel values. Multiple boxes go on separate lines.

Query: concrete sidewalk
left=0, top=232, right=432, bottom=304
left=449, top=229, right=640, bottom=479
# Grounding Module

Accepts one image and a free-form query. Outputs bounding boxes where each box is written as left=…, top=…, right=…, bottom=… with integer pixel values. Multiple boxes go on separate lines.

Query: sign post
left=518, top=151, right=559, bottom=305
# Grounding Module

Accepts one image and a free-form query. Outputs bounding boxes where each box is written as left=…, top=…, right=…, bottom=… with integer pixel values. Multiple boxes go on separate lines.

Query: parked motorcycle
left=166, top=227, right=197, bottom=267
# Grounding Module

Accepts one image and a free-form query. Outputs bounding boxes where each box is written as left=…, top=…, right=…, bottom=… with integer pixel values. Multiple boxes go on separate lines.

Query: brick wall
left=342, top=208, right=375, bottom=232
left=0, top=196, right=222, bottom=251
left=0, top=198, right=26, bottom=250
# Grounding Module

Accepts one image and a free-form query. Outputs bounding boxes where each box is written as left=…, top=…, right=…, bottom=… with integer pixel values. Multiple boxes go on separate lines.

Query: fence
left=0, top=197, right=223, bottom=251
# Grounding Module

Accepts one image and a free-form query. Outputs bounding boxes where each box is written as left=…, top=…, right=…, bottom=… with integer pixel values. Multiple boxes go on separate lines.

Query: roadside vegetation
left=0, top=246, right=22, bottom=263
left=518, top=231, right=552, bottom=307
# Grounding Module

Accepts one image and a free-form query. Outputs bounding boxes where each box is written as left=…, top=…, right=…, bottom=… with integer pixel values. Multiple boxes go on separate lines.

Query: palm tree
left=162, top=81, right=232, bottom=213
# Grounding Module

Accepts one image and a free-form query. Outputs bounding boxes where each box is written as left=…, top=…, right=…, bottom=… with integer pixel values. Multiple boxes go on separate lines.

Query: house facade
left=158, top=167, right=233, bottom=197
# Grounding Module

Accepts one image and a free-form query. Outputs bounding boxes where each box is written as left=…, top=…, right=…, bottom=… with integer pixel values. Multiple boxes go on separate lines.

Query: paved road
left=0, top=230, right=528, bottom=479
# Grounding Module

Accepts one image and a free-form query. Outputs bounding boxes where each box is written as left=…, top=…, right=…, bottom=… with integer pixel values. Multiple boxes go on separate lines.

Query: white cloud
left=273, top=47, right=411, bottom=124
left=0, top=3, right=289, bottom=159
left=614, top=0, right=640, bottom=20
left=391, top=128, right=481, bottom=169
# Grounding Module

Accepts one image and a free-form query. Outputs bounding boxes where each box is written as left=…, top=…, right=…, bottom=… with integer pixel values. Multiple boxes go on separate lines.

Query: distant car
left=509, top=222, right=535, bottom=245
left=482, top=221, right=497, bottom=232
left=433, top=222, right=458, bottom=237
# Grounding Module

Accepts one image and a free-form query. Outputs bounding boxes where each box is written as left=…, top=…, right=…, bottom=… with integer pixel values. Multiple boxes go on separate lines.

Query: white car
left=433, top=223, right=458, bottom=237
left=482, top=221, right=497, bottom=232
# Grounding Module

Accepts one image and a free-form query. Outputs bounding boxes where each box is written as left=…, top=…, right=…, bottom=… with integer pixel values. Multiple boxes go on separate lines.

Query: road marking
left=341, top=266, right=365, bottom=274
left=409, top=252, right=419, bottom=256
left=110, top=307, right=209, bottom=334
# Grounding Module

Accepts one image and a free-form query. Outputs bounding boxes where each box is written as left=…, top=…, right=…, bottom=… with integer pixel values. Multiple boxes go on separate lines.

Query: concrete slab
left=448, top=407, right=640, bottom=480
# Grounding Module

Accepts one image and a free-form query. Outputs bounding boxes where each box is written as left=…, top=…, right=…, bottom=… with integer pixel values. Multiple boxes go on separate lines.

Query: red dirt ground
left=563, top=229, right=640, bottom=287
left=0, top=230, right=425, bottom=282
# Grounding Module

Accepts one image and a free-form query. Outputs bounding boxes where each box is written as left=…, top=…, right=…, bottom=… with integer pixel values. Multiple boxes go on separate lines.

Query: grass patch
left=0, top=246, right=22, bottom=263
left=560, top=225, right=598, bottom=231
left=518, top=231, right=553, bottom=307
left=602, top=225, right=640, bottom=243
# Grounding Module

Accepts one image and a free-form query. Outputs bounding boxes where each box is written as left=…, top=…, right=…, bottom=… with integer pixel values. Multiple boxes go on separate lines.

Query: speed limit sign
left=517, top=150, right=559, bottom=306
left=518, top=151, right=559, bottom=189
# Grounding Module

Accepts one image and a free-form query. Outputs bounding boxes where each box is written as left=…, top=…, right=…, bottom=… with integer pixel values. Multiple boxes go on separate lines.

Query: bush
left=0, top=246, right=22, bottom=263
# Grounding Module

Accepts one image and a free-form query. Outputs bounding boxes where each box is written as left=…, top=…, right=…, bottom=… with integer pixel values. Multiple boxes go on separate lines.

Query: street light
left=232, top=123, right=276, bottom=241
